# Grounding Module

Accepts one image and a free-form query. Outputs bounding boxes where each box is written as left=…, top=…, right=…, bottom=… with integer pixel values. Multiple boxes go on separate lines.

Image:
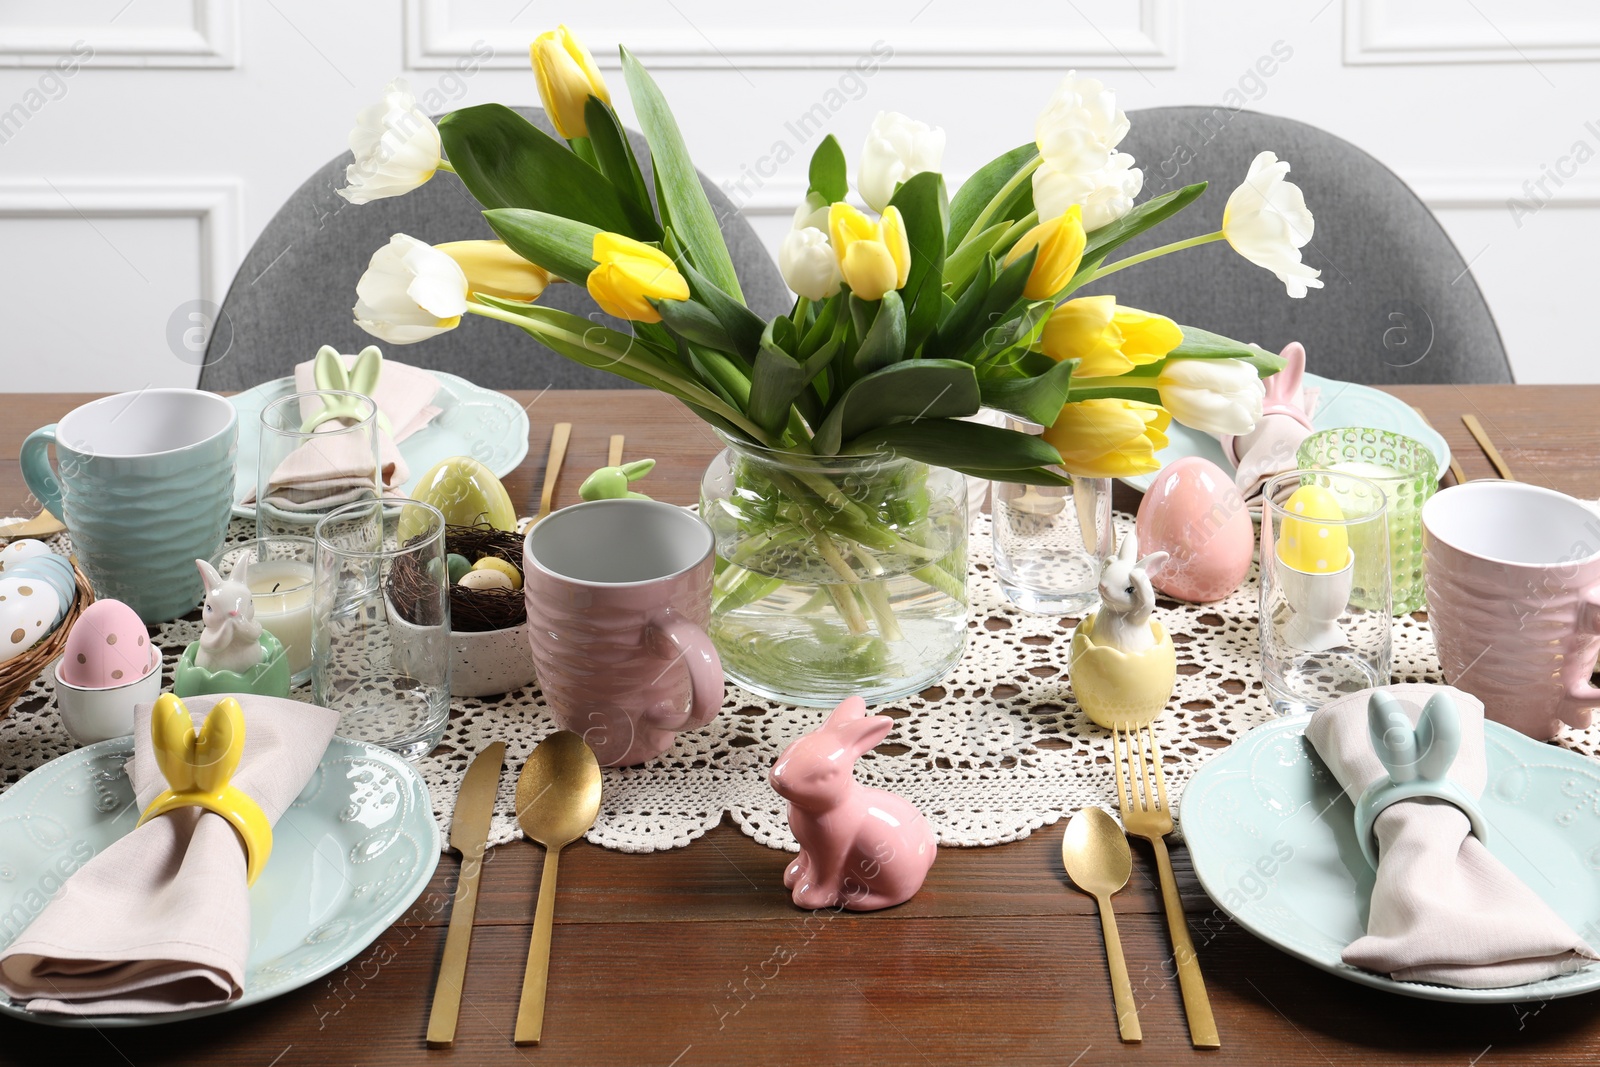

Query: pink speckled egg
left=1136, top=457, right=1253, bottom=603
left=59, top=599, right=157, bottom=689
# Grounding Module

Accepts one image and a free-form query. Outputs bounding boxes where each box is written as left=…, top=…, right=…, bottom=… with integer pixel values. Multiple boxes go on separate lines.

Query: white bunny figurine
left=1095, top=532, right=1170, bottom=655
left=194, top=557, right=265, bottom=675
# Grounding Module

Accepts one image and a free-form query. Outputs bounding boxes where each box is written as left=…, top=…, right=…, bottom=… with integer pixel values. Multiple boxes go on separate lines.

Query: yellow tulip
left=531, top=25, right=610, bottom=139
left=1044, top=398, right=1170, bottom=479
left=586, top=232, right=689, bottom=323
left=1004, top=205, right=1086, bottom=300
left=435, top=240, right=552, bottom=303
left=828, top=202, right=910, bottom=302
left=1041, top=296, right=1182, bottom=377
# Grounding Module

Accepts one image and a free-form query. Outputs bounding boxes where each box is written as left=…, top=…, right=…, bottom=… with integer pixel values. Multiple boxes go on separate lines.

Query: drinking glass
left=257, top=391, right=381, bottom=541
left=313, top=499, right=450, bottom=759
left=1260, top=470, right=1392, bottom=715
left=1296, top=427, right=1438, bottom=614
left=212, top=535, right=316, bottom=685
left=992, top=472, right=1113, bottom=615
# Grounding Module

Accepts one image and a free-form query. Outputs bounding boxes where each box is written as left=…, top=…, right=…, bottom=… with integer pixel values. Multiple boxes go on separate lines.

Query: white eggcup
left=1278, top=548, right=1355, bottom=652
left=53, top=658, right=161, bottom=745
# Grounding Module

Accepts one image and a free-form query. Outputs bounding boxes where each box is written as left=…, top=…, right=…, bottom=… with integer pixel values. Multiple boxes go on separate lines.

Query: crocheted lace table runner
left=5, top=514, right=1596, bottom=854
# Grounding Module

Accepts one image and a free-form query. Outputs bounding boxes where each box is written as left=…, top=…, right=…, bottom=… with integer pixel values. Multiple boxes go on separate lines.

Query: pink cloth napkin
left=243, top=355, right=443, bottom=509
left=0, top=695, right=338, bottom=1015
left=293, top=354, right=441, bottom=444
left=1306, top=683, right=1599, bottom=988
left=1217, top=341, right=1319, bottom=501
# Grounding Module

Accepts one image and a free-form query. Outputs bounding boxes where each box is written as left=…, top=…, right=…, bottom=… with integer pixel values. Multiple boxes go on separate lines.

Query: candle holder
left=212, top=536, right=317, bottom=686
left=1297, top=427, right=1438, bottom=614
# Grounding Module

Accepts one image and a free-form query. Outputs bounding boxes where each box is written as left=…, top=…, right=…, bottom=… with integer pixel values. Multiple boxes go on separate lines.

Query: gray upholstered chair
left=199, top=107, right=789, bottom=391
left=1083, top=107, right=1512, bottom=384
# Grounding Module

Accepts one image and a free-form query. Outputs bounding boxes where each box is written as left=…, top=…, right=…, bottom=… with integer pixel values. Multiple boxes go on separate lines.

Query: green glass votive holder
left=1296, top=428, right=1438, bottom=614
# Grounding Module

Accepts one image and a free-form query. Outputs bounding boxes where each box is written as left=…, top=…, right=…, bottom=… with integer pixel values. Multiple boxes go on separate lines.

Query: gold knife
left=426, top=741, right=507, bottom=1049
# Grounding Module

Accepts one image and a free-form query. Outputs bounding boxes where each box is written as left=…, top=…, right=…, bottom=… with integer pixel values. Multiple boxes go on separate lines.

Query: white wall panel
left=0, top=0, right=1598, bottom=390
left=0, top=0, right=238, bottom=69
left=406, top=0, right=1178, bottom=69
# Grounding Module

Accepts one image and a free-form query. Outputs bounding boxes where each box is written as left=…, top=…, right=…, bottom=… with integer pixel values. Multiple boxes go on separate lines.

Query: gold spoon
left=1061, top=807, right=1142, bottom=1043
left=513, top=730, right=602, bottom=1046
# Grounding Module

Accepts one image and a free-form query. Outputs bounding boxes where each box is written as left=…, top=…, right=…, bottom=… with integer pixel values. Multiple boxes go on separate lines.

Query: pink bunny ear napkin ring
left=1352, top=689, right=1488, bottom=870
left=135, top=693, right=274, bottom=886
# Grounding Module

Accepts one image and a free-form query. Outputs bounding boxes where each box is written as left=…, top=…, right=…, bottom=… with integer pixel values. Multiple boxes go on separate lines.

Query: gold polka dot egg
left=0, top=574, right=61, bottom=665
left=58, top=599, right=157, bottom=687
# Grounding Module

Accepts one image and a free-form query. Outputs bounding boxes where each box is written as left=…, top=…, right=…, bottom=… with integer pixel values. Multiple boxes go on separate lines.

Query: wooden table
left=1, top=385, right=1597, bottom=1067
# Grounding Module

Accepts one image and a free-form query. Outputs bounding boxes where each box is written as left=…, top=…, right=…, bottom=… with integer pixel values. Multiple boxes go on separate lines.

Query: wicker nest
left=1, top=557, right=96, bottom=717
left=389, top=525, right=526, bottom=633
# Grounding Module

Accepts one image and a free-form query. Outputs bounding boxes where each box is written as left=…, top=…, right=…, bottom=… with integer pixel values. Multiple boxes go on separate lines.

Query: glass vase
left=699, top=436, right=968, bottom=707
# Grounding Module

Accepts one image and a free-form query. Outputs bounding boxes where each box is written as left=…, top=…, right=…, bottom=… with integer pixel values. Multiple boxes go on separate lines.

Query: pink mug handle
left=1564, top=585, right=1600, bottom=726
left=644, top=609, right=723, bottom=732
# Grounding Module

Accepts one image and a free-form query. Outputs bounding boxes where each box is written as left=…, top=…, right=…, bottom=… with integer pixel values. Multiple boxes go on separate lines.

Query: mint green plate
left=1122, top=373, right=1451, bottom=494
left=1181, top=714, right=1600, bottom=1002
left=229, top=370, right=530, bottom=519
left=0, top=736, right=440, bottom=1026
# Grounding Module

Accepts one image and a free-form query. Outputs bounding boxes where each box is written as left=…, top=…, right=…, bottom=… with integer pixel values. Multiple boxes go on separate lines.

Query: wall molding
left=0, top=0, right=238, bottom=69
left=1407, top=170, right=1600, bottom=213
left=404, top=0, right=1178, bottom=70
left=1345, top=0, right=1600, bottom=65
left=0, top=178, right=242, bottom=308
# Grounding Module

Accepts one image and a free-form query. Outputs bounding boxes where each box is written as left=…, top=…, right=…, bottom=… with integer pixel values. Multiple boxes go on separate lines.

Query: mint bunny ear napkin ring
left=292, top=346, right=443, bottom=443
left=0, top=695, right=337, bottom=1016
left=1306, top=684, right=1599, bottom=989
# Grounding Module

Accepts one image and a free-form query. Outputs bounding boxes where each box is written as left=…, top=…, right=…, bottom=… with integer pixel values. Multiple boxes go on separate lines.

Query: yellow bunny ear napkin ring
left=136, top=694, right=274, bottom=886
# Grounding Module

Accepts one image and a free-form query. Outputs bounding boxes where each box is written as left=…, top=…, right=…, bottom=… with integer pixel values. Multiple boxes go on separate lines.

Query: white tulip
left=353, top=234, right=468, bottom=344
left=779, top=226, right=842, bottom=301
left=792, top=191, right=831, bottom=234
left=1222, top=151, right=1323, bottom=299
left=1033, top=150, right=1143, bottom=232
left=1034, top=71, right=1130, bottom=174
left=1155, top=358, right=1265, bottom=435
left=337, top=79, right=443, bottom=205
left=858, top=111, right=946, bottom=213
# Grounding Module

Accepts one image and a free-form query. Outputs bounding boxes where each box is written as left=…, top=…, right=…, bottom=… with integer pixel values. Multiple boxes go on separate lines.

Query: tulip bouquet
left=338, top=26, right=1319, bottom=702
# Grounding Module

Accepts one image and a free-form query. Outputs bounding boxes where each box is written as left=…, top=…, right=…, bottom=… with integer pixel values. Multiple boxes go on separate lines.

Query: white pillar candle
left=1329, top=460, right=1404, bottom=482
left=248, top=559, right=314, bottom=677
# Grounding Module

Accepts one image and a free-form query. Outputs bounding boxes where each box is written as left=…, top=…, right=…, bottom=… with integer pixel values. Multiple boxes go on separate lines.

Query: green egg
left=446, top=553, right=473, bottom=584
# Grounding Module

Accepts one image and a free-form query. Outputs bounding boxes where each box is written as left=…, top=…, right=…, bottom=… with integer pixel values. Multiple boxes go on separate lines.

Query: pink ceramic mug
left=1422, top=482, right=1600, bottom=739
left=524, top=498, right=724, bottom=766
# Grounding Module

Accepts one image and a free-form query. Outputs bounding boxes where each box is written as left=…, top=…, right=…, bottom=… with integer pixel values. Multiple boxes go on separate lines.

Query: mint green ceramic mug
left=21, top=389, right=237, bottom=623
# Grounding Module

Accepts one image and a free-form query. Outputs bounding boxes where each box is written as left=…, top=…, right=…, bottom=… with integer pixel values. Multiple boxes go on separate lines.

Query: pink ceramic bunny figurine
left=1219, top=341, right=1320, bottom=499
left=194, top=557, right=264, bottom=675
left=769, top=696, right=936, bottom=911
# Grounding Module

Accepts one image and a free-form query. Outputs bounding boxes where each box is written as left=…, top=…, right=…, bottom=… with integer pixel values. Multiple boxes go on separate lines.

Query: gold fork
left=1113, top=723, right=1221, bottom=1050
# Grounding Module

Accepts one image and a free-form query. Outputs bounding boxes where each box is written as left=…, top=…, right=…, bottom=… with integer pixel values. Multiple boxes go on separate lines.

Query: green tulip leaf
left=977, top=356, right=1078, bottom=426
left=808, top=134, right=848, bottom=203
left=1070, top=181, right=1207, bottom=283
left=853, top=290, right=907, bottom=375
left=841, top=418, right=1063, bottom=471
left=948, top=142, right=1038, bottom=247
left=888, top=171, right=947, bottom=354
left=1167, top=325, right=1288, bottom=376
left=748, top=316, right=843, bottom=434
left=622, top=48, right=743, bottom=301
left=582, top=96, right=653, bottom=218
left=439, top=105, right=655, bottom=239
left=679, top=258, right=766, bottom=360
left=951, top=465, right=1074, bottom=487
left=942, top=220, right=1010, bottom=294
left=813, top=360, right=980, bottom=455
left=482, top=209, right=600, bottom=285
left=655, top=298, right=735, bottom=352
